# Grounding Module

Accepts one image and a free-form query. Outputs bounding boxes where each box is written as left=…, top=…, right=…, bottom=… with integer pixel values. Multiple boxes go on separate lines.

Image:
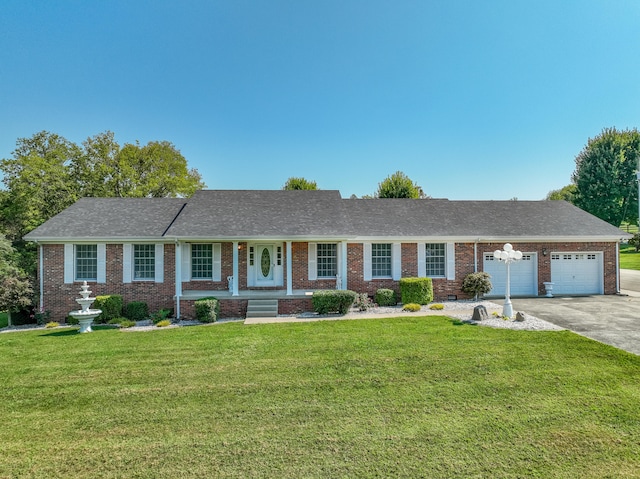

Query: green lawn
left=1, top=318, right=639, bottom=478
left=620, top=244, right=640, bottom=270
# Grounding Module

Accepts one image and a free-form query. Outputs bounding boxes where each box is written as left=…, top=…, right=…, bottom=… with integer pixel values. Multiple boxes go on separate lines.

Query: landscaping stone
left=515, top=312, right=526, bottom=322
left=472, top=305, right=489, bottom=321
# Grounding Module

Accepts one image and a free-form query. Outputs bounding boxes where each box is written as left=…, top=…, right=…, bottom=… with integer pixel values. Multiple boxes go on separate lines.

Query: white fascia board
left=348, top=235, right=627, bottom=244
left=172, top=236, right=353, bottom=243
left=30, top=237, right=173, bottom=244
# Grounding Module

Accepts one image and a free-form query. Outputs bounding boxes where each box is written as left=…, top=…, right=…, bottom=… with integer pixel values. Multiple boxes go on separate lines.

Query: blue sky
left=1, top=0, right=639, bottom=200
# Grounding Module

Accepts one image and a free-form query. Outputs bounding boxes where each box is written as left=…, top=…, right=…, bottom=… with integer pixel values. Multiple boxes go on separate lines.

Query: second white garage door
left=483, top=253, right=537, bottom=297
left=551, top=253, right=602, bottom=295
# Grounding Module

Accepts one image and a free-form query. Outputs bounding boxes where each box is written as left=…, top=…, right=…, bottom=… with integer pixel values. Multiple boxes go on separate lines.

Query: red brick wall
left=40, top=243, right=176, bottom=322
left=37, top=240, right=621, bottom=321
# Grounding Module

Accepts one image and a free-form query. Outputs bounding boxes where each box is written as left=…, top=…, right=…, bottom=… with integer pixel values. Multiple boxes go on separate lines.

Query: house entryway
left=247, top=243, right=284, bottom=287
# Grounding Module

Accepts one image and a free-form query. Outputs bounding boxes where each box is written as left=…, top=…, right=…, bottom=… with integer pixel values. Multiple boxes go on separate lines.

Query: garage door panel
left=551, top=253, right=601, bottom=295
left=484, top=253, right=537, bottom=296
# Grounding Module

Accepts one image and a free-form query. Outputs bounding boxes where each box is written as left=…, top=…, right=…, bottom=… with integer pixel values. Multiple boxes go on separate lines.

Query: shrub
left=429, top=303, right=444, bottom=310
left=45, top=321, right=60, bottom=328
left=125, top=301, right=149, bottom=322
left=353, top=293, right=374, bottom=311
left=629, top=232, right=640, bottom=252
left=461, top=272, right=493, bottom=300
left=399, top=277, right=433, bottom=305
left=312, top=290, right=357, bottom=315
left=118, top=319, right=136, bottom=328
left=66, top=315, right=79, bottom=325
left=402, top=303, right=421, bottom=312
left=156, top=319, right=171, bottom=328
left=150, top=308, right=172, bottom=325
left=375, top=288, right=397, bottom=306
left=94, top=295, right=123, bottom=323
left=195, top=297, right=219, bottom=323
left=34, top=309, right=51, bottom=325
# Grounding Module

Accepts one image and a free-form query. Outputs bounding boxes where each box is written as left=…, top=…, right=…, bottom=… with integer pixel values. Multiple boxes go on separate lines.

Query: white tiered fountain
left=69, top=281, right=102, bottom=333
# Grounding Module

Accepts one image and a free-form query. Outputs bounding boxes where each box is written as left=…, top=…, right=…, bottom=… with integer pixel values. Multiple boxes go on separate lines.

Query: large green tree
left=375, top=171, right=425, bottom=198
left=282, top=177, right=318, bottom=190
left=546, top=184, right=577, bottom=202
left=572, top=127, right=640, bottom=226
left=1, top=131, right=205, bottom=241
left=0, top=234, right=33, bottom=326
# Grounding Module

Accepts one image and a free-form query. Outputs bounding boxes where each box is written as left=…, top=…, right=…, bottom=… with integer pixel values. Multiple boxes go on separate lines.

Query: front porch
left=178, top=289, right=319, bottom=319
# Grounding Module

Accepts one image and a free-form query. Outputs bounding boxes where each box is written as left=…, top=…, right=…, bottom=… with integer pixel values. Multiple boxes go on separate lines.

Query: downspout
left=175, top=239, right=181, bottom=319
left=474, top=240, right=478, bottom=273
left=616, top=241, right=621, bottom=294
left=38, top=242, right=44, bottom=311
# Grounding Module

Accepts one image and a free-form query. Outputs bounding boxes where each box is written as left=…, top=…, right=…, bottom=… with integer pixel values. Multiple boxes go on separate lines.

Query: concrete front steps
left=245, top=299, right=279, bottom=319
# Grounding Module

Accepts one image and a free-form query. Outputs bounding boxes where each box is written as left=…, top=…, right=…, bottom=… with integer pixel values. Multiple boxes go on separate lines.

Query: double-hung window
left=191, top=244, right=213, bottom=280
left=317, top=243, right=337, bottom=278
left=425, top=243, right=446, bottom=277
left=133, top=244, right=155, bottom=280
left=372, top=243, right=392, bottom=278
left=75, top=244, right=98, bottom=281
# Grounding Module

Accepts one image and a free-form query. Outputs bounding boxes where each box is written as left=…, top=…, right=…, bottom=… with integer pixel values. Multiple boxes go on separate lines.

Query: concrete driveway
left=510, top=292, right=640, bottom=355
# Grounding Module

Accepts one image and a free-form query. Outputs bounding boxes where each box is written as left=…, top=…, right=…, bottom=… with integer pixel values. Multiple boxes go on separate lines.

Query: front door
left=256, top=244, right=274, bottom=284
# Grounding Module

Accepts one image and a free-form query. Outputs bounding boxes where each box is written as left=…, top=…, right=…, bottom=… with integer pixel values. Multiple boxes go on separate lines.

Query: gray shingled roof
left=24, top=198, right=187, bottom=240
left=23, top=190, right=628, bottom=241
left=164, top=190, right=350, bottom=238
left=342, top=198, right=627, bottom=239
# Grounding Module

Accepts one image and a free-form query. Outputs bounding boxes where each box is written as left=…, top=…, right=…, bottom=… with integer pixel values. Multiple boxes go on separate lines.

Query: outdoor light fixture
left=493, top=243, right=523, bottom=318
left=542, top=248, right=548, bottom=256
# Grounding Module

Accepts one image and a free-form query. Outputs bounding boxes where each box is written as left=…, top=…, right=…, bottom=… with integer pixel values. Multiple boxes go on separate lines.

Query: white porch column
left=340, top=241, right=348, bottom=290
left=286, top=241, right=293, bottom=295
left=232, top=241, right=239, bottom=296
left=175, top=241, right=182, bottom=319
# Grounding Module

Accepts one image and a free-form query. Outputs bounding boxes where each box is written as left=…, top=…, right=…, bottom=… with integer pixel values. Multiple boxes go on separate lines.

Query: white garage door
left=483, top=253, right=537, bottom=297
left=551, top=253, right=602, bottom=295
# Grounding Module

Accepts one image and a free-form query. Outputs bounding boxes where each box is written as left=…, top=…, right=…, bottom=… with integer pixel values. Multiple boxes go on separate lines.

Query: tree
left=1, top=130, right=206, bottom=288
left=0, top=131, right=80, bottom=241
left=546, top=184, right=577, bottom=202
left=375, top=171, right=425, bottom=198
left=628, top=232, right=640, bottom=252
left=0, top=235, right=33, bottom=326
left=282, top=177, right=318, bottom=190
left=572, top=127, right=640, bottom=227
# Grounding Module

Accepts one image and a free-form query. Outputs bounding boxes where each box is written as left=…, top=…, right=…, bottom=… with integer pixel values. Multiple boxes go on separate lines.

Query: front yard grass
left=620, top=244, right=640, bottom=270
left=1, top=317, right=639, bottom=478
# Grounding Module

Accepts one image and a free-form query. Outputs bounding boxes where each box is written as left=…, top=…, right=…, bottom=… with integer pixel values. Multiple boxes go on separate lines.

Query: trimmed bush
left=312, top=290, right=357, bottom=315
left=429, top=303, right=444, bottom=310
left=66, top=315, right=79, bottom=325
left=461, top=272, right=493, bottom=300
left=399, top=277, right=433, bottom=305
left=156, top=319, right=171, bottom=328
left=402, top=303, right=421, bottom=312
left=94, top=295, right=123, bottom=323
left=45, top=321, right=60, bottom=328
left=125, top=301, right=149, bottom=322
left=375, top=288, right=397, bottom=306
left=150, top=308, right=172, bottom=325
left=195, top=297, right=219, bottom=323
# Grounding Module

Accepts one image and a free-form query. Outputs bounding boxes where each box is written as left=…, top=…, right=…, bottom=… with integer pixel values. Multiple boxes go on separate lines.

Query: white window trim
left=64, top=243, right=106, bottom=284
left=182, top=243, right=221, bottom=282
left=363, top=242, right=401, bottom=281
left=417, top=242, right=455, bottom=280
left=309, top=242, right=340, bottom=280
left=123, top=244, right=164, bottom=283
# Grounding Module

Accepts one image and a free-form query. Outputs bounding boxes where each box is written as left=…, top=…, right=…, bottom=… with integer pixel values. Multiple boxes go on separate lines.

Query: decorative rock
left=515, top=312, right=526, bottom=322
left=472, top=305, right=489, bottom=321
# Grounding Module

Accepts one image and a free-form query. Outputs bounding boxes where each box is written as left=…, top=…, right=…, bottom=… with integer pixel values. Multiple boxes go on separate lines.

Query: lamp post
left=493, top=243, right=523, bottom=318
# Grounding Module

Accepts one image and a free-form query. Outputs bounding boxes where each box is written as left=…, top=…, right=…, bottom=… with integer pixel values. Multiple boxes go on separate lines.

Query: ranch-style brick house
left=24, top=189, right=629, bottom=321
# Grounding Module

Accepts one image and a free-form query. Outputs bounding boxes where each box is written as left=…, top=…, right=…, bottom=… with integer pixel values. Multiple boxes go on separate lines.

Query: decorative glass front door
left=256, top=245, right=274, bottom=282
